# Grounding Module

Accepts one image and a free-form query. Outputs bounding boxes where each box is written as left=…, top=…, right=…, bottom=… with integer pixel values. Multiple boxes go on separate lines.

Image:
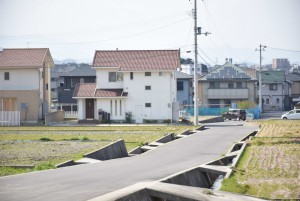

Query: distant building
left=176, top=71, right=193, bottom=106
left=179, top=63, right=208, bottom=76
left=58, top=65, right=96, bottom=111
left=272, top=58, right=290, bottom=73
left=256, top=71, right=291, bottom=111
left=198, top=62, right=257, bottom=108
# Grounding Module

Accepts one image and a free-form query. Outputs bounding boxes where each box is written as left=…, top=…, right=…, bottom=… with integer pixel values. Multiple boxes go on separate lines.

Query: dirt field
left=0, top=125, right=195, bottom=176
left=221, top=120, right=300, bottom=200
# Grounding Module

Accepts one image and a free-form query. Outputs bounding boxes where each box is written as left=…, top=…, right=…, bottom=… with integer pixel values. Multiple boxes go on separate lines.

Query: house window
left=145, top=103, right=151, bottom=108
left=145, top=72, right=151, bottom=76
left=3, top=98, right=15, bottom=111
left=276, top=98, right=280, bottom=104
left=236, top=82, right=242, bottom=88
left=177, top=81, right=184, bottom=91
left=228, top=82, right=234, bottom=89
left=120, top=100, right=122, bottom=115
left=115, top=100, right=117, bottom=116
left=46, top=84, right=48, bottom=90
left=109, top=72, right=117, bottom=82
left=270, top=84, right=277, bottom=90
left=4, top=72, right=9, bottom=80
left=130, top=72, right=133, bottom=80
left=51, top=78, right=55, bottom=81
left=80, top=78, right=84, bottom=83
left=110, top=100, right=113, bottom=115
left=266, top=98, right=269, bottom=104
left=159, top=72, right=163, bottom=76
left=145, top=86, right=151, bottom=90
left=117, top=72, right=123, bottom=81
left=71, top=79, right=77, bottom=88
left=209, top=82, right=219, bottom=89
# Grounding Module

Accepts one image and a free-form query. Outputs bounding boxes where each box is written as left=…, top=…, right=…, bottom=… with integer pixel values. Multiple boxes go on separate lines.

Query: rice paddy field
left=221, top=120, right=300, bottom=200
left=0, top=125, right=196, bottom=176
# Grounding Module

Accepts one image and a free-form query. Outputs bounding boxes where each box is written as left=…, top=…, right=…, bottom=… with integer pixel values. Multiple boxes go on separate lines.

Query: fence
left=0, top=111, right=20, bottom=126
left=64, top=111, right=78, bottom=118
left=179, top=106, right=261, bottom=119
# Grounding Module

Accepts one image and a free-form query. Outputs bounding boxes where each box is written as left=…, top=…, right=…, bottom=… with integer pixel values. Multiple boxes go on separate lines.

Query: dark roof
left=176, top=71, right=192, bottom=79
left=60, top=65, right=96, bottom=77
left=200, top=62, right=255, bottom=81
left=73, top=83, right=127, bottom=98
left=0, top=48, right=53, bottom=68
left=92, top=50, right=180, bottom=71
left=286, top=73, right=300, bottom=82
left=257, top=70, right=285, bottom=83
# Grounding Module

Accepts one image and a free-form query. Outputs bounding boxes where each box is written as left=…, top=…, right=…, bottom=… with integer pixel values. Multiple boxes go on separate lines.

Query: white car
left=281, top=109, right=300, bottom=120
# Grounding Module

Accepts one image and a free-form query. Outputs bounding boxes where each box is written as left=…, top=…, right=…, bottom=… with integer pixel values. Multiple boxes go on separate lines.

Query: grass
left=221, top=120, right=300, bottom=200
left=0, top=125, right=196, bottom=176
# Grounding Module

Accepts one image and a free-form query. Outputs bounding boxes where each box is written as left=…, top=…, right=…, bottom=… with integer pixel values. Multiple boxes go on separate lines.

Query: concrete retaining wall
left=84, top=139, right=128, bottom=161
left=156, top=133, right=175, bottom=143
left=206, top=155, right=235, bottom=166
left=199, top=116, right=224, bottom=123
left=128, top=147, right=143, bottom=155
left=56, top=160, right=76, bottom=168
left=162, top=167, right=222, bottom=188
left=45, top=110, right=64, bottom=125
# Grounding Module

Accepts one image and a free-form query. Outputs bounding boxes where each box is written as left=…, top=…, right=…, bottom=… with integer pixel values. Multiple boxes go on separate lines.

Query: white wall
left=77, top=99, right=86, bottom=120
left=0, top=69, right=39, bottom=90
left=95, top=98, right=125, bottom=120
left=123, top=71, right=176, bottom=120
left=96, top=70, right=123, bottom=89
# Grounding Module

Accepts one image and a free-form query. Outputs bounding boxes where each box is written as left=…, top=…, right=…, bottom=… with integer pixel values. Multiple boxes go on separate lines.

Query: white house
left=73, top=50, right=180, bottom=123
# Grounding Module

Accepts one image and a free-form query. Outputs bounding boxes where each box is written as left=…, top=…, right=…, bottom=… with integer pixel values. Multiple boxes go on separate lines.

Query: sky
left=0, top=0, right=300, bottom=66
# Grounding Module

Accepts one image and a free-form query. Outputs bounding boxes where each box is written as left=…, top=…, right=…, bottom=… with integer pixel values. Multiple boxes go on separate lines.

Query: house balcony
left=207, top=88, right=249, bottom=99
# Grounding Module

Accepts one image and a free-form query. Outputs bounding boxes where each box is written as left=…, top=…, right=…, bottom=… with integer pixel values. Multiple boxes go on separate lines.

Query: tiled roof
left=0, top=48, right=52, bottom=68
left=176, top=71, right=192, bottom=79
left=73, top=83, right=96, bottom=97
left=286, top=73, right=300, bottom=82
left=257, top=71, right=285, bottom=83
left=200, top=62, right=256, bottom=81
left=92, top=50, right=180, bottom=71
left=73, top=83, right=127, bottom=98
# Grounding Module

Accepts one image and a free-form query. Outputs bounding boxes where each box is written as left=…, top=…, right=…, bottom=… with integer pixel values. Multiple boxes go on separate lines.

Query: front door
left=86, top=99, right=94, bottom=119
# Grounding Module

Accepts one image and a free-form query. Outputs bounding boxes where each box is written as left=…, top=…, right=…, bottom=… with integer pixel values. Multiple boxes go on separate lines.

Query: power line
left=27, top=18, right=190, bottom=45
left=198, top=47, right=217, bottom=65
left=268, top=47, right=300, bottom=53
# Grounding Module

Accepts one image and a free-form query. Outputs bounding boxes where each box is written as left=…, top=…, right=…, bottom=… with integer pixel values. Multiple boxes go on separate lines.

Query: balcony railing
left=207, top=88, right=249, bottom=99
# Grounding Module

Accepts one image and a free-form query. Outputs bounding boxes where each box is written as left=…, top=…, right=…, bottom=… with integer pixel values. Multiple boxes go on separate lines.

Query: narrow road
left=0, top=122, right=258, bottom=201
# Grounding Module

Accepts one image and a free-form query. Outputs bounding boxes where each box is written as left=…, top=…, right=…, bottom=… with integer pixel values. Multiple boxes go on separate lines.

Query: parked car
left=222, top=109, right=247, bottom=121
left=281, top=109, right=300, bottom=119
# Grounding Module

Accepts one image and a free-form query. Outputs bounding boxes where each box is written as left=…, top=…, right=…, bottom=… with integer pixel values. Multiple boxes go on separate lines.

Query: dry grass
left=221, top=120, right=300, bottom=200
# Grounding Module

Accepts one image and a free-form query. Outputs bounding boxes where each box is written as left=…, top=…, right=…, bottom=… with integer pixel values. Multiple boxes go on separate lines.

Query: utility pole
left=193, top=0, right=199, bottom=125
left=256, top=44, right=266, bottom=114
left=192, top=0, right=210, bottom=125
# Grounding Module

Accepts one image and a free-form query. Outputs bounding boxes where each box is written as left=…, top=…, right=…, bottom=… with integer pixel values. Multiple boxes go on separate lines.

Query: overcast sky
left=0, top=0, right=299, bottom=65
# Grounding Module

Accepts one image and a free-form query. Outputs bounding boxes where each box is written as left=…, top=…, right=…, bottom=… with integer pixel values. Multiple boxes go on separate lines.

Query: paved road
left=0, top=122, right=258, bottom=201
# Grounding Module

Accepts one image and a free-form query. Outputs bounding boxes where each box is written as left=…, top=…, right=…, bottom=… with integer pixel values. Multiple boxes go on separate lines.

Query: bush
left=39, top=137, right=53, bottom=141
left=237, top=101, right=256, bottom=109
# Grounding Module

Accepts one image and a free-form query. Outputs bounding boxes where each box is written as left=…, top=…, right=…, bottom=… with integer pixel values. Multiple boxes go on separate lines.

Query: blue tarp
left=184, top=106, right=261, bottom=119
